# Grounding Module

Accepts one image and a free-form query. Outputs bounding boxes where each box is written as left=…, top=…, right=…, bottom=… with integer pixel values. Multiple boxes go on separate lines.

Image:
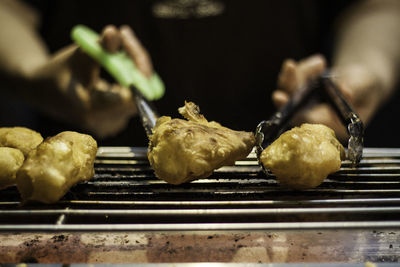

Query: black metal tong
left=255, top=71, right=364, bottom=167
left=130, top=85, right=159, bottom=138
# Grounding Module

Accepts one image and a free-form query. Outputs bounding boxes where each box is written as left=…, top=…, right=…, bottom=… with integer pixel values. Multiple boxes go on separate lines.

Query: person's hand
left=27, top=25, right=154, bottom=138
left=272, top=54, right=383, bottom=142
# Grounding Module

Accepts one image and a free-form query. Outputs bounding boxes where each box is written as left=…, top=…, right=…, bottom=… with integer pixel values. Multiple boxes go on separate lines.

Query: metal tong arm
left=255, top=78, right=320, bottom=157
left=320, top=73, right=364, bottom=165
left=130, top=85, right=159, bottom=138
left=256, top=72, right=364, bottom=166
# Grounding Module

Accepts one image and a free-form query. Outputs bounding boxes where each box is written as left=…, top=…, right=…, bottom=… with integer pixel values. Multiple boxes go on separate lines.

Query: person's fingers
left=291, top=104, right=348, bottom=143
left=90, top=79, right=119, bottom=106
left=68, top=45, right=100, bottom=89
left=99, top=25, right=121, bottom=53
left=307, top=104, right=348, bottom=142
left=334, top=80, right=354, bottom=104
left=334, top=65, right=381, bottom=106
left=297, top=54, right=326, bottom=84
left=336, top=78, right=378, bottom=126
left=120, top=25, right=153, bottom=78
left=276, top=55, right=326, bottom=98
left=272, top=90, right=290, bottom=108
left=91, top=79, right=135, bottom=107
left=277, top=59, right=297, bottom=93
left=85, top=82, right=136, bottom=139
left=56, top=45, right=100, bottom=88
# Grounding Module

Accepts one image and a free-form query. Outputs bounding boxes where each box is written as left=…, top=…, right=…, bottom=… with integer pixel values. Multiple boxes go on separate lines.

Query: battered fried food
left=148, top=101, right=255, bottom=184
left=0, top=127, right=42, bottom=190
left=0, top=147, right=24, bottom=190
left=16, top=131, right=97, bottom=203
left=260, top=123, right=345, bottom=189
left=0, top=127, right=43, bottom=156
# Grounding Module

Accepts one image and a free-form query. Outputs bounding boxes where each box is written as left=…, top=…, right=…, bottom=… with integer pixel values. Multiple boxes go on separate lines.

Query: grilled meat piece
left=0, top=147, right=24, bottom=190
left=148, top=101, right=255, bottom=184
left=16, top=131, right=97, bottom=203
left=260, top=123, right=345, bottom=189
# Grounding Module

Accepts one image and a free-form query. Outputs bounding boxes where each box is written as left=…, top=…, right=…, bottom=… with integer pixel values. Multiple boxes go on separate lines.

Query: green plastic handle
left=71, top=25, right=165, bottom=101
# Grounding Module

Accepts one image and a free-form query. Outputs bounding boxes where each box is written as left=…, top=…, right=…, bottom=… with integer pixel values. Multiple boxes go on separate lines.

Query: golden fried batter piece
left=16, top=131, right=97, bottom=203
left=148, top=101, right=255, bottom=184
left=260, top=123, right=345, bottom=189
left=0, top=147, right=24, bottom=190
left=0, top=127, right=43, bottom=156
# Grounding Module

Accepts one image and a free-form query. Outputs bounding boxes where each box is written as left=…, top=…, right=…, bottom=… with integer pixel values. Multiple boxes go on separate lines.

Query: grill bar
left=0, top=221, right=399, bottom=231
left=0, top=147, right=400, bottom=231
left=2, top=197, right=400, bottom=207
left=1, top=206, right=400, bottom=216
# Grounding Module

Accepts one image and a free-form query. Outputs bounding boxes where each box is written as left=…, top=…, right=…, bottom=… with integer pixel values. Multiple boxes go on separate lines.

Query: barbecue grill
left=0, top=146, right=399, bottom=263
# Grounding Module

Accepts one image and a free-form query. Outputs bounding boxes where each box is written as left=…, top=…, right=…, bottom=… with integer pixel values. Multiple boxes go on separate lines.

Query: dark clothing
left=10, top=0, right=354, bottom=146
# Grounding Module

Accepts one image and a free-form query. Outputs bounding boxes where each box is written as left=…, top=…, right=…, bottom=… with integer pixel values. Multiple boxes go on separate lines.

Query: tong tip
left=347, top=117, right=364, bottom=167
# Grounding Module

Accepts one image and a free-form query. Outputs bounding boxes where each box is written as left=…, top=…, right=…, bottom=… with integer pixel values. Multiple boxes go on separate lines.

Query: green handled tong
left=71, top=25, right=163, bottom=137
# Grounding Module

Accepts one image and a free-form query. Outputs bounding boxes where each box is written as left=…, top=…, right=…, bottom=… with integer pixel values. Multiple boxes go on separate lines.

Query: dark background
left=1, top=0, right=399, bottom=147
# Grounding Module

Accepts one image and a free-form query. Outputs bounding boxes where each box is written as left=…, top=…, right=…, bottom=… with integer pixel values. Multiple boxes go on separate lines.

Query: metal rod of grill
left=0, top=147, right=399, bottom=231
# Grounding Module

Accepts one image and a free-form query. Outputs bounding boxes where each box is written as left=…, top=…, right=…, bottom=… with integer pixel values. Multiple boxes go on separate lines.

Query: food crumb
left=365, top=262, right=377, bottom=267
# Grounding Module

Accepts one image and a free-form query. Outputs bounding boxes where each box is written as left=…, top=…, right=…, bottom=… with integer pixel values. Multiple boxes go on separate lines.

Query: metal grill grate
left=0, top=147, right=400, bottom=231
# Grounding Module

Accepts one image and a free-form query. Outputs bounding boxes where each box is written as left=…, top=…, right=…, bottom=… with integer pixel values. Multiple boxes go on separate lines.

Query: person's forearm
left=333, top=0, right=400, bottom=101
left=0, top=0, right=49, bottom=78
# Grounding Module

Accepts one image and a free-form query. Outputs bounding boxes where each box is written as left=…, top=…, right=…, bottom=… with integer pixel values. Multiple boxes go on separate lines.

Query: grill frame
left=0, top=147, right=400, bottom=231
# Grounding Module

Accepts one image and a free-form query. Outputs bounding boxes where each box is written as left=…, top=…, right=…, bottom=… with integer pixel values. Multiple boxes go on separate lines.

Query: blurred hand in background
left=273, top=54, right=382, bottom=142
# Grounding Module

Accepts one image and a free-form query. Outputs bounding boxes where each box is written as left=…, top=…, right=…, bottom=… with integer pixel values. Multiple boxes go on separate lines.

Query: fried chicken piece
left=16, top=131, right=97, bottom=203
left=148, top=101, right=255, bottom=184
left=0, top=147, right=24, bottom=190
left=0, top=127, right=43, bottom=156
left=260, top=123, right=345, bottom=189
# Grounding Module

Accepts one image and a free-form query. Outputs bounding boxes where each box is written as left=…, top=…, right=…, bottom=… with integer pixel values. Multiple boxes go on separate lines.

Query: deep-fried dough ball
left=0, top=147, right=24, bottom=190
left=148, top=101, right=255, bottom=184
left=0, top=127, right=43, bottom=156
left=260, top=123, right=345, bottom=189
left=16, top=131, right=97, bottom=203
